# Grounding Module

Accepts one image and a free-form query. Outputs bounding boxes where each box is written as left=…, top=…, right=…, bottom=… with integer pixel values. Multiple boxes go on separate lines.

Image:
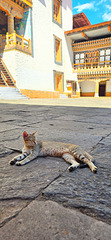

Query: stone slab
left=0, top=104, right=111, bottom=151
left=0, top=102, right=111, bottom=239
left=0, top=145, right=13, bottom=157
left=0, top=120, right=103, bottom=152
left=0, top=200, right=111, bottom=240
left=0, top=153, right=66, bottom=200
left=42, top=143, right=111, bottom=224
left=0, top=199, right=29, bottom=228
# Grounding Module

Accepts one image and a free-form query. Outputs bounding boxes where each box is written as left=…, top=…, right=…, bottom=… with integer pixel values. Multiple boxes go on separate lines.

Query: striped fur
left=10, top=131, right=97, bottom=173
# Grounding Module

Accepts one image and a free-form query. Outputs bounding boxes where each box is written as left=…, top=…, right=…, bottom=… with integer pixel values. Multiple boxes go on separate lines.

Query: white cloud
left=96, top=0, right=107, bottom=5
left=106, top=5, right=111, bottom=10
left=74, top=3, right=94, bottom=13
left=97, top=0, right=111, bottom=5
left=103, top=12, right=111, bottom=21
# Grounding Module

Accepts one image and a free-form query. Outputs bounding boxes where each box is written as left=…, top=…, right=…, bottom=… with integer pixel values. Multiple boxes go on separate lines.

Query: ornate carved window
left=100, top=50, right=105, bottom=64
left=80, top=53, right=84, bottom=64
left=74, top=50, right=99, bottom=68
left=105, top=49, right=111, bottom=64
left=75, top=53, right=84, bottom=62
left=74, top=48, right=111, bottom=69
left=99, top=49, right=111, bottom=65
left=53, top=0, right=61, bottom=25
left=54, top=36, right=62, bottom=64
left=85, top=51, right=99, bottom=63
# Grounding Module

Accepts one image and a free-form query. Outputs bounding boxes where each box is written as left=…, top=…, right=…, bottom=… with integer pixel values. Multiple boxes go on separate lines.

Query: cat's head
left=23, top=131, right=37, bottom=147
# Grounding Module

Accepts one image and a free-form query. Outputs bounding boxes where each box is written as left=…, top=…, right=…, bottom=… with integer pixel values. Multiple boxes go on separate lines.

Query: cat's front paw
left=68, top=166, right=75, bottom=172
left=15, top=161, right=22, bottom=166
left=9, top=159, right=17, bottom=165
left=68, top=163, right=79, bottom=172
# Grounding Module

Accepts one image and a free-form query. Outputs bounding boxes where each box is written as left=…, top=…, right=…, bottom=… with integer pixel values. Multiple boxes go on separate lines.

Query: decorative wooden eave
left=72, top=37, right=111, bottom=52
left=65, top=20, right=111, bottom=35
left=21, top=0, right=32, bottom=8
left=77, top=71, right=111, bottom=81
left=81, top=32, right=89, bottom=40
left=65, top=21, right=111, bottom=46
left=0, top=0, right=24, bottom=18
left=108, top=25, right=111, bottom=32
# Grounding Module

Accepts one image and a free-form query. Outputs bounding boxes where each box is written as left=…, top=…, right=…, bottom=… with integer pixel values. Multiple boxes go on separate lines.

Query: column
left=8, top=14, right=14, bottom=34
left=94, top=81, right=99, bottom=97
left=76, top=81, right=80, bottom=97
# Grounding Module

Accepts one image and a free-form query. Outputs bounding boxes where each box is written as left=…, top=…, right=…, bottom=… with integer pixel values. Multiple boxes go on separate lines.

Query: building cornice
left=65, top=21, right=111, bottom=35
left=21, top=0, right=32, bottom=7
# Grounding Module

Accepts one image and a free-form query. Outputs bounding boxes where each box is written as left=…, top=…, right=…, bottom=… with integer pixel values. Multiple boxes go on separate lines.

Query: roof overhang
left=65, top=21, right=111, bottom=41
left=21, top=0, right=32, bottom=7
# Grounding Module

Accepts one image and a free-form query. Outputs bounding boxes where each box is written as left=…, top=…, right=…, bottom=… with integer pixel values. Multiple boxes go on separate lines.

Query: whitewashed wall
left=106, top=79, right=111, bottom=92
left=80, top=81, right=95, bottom=93
left=3, top=0, right=73, bottom=92
left=80, top=80, right=111, bottom=94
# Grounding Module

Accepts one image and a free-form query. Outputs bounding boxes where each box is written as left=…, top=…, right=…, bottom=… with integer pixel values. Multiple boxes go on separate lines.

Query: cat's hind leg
left=84, top=151, right=94, bottom=162
left=71, top=148, right=97, bottom=173
left=62, top=153, right=80, bottom=172
left=9, top=153, right=28, bottom=165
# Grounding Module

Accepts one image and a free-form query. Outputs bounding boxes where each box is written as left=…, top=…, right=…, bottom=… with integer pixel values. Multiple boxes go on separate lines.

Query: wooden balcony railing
left=73, top=60, right=111, bottom=70
left=72, top=37, right=111, bottom=51
left=0, top=32, right=31, bottom=55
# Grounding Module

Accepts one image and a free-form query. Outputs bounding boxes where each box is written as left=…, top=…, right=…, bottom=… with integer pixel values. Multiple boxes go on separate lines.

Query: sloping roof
left=73, top=12, right=91, bottom=29
left=65, top=21, right=111, bottom=41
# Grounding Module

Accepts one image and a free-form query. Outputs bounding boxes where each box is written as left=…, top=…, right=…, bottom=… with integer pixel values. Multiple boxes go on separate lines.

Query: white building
left=65, top=13, right=111, bottom=97
left=0, top=0, right=79, bottom=99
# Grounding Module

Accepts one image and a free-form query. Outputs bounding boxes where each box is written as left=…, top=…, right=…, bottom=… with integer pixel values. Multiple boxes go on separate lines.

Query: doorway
left=72, top=82, right=77, bottom=95
left=99, top=82, right=106, bottom=96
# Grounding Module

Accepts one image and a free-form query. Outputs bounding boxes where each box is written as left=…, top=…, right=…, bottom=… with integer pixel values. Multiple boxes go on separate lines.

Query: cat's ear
left=23, top=131, right=28, bottom=139
left=32, top=131, right=37, bottom=136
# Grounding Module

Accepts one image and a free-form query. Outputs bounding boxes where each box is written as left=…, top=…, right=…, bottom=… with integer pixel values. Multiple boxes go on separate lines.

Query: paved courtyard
left=0, top=98, right=111, bottom=240
left=1, top=96, right=111, bottom=108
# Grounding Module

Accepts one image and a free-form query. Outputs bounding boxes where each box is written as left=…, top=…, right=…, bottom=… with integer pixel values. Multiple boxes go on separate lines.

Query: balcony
left=0, top=32, right=31, bottom=55
left=73, top=60, right=111, bottom=71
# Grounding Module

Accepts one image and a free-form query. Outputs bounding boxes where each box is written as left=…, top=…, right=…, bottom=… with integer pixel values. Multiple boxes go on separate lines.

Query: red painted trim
left=73, top=12, right=91, bottom=28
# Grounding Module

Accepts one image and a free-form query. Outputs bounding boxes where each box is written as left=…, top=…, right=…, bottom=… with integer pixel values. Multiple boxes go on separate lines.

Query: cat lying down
left=10, top=131, right=97, bottom=173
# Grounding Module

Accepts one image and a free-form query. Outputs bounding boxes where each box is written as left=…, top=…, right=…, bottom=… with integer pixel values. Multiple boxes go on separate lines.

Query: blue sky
left=72, top=0, right=111, bottom=25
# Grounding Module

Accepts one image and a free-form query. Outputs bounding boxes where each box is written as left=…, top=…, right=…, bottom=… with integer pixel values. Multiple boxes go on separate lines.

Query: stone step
left=0, top=59, right=15, bottom=87
left=60, top=94, right=68, bottom=99
left=0, top=87, right=29, bottom=99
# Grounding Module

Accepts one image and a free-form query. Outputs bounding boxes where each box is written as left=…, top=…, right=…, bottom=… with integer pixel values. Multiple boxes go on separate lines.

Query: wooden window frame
left=53, top=0, right=62, bottom=26
left=54, top=36, right=62, bottom=64
left=74, top=48, right=111, bottom=69
left=53, top=70, right=64, bottom=93
left=105, top=48, right=111, bottom=64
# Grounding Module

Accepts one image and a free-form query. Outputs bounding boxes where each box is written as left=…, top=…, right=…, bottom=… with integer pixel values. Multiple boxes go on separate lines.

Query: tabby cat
left=9, top=131, right=97, bottom=173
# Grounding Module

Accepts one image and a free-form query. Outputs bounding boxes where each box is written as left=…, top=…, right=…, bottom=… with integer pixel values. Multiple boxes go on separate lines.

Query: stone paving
left=0, top=99, right=111, bottom=240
